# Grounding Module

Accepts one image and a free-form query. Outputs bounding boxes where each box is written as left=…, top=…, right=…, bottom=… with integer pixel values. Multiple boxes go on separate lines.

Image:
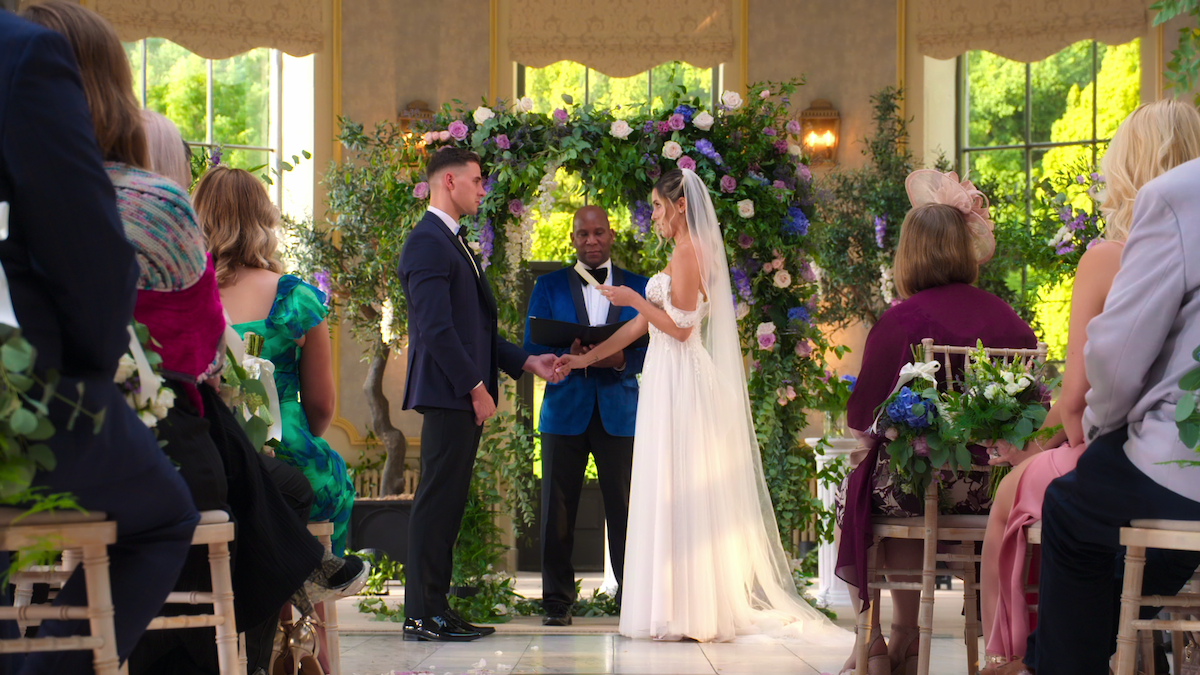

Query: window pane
left=212, top=48, right=270, bottom=165
left=525, top=61, right=585, bottom=114
left=588, top=70, right=650, bottom=118
left=142, top=38, right=207, bottom=143
left=966, top=51, right=1026, bottom=147
left=1095, top=40, right=1141, bottom=141
left=1030, top=40, right=1096, bottom=143
left=651, top=62, right=712, bottom=112
left=965, top=148, right=1025, bottom=191
left=223, top=148, right=271, bottom=174
left=124, top=41, right=144, bottom=106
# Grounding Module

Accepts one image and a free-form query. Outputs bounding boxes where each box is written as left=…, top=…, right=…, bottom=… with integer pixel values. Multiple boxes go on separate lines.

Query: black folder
left=529, top=317, right=650, bottom=349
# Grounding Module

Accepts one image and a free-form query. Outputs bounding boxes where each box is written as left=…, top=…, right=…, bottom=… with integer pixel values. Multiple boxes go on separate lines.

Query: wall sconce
left=397, top=100, right=435, bottom=149
left=798, top=99, right=841, bottom=166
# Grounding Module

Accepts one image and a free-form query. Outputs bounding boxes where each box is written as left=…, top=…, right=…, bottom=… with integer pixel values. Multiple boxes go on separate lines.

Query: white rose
left=140, top=411, right=159, bottom=428
left=156, top=386, right=176, bottom=408
left=517, top=96, right=534, bottom=113
left=1001, top=371, right=1015, bottom=384
left=756, top=321, right=776, bottom=337
left=473, top=106, right=496, bottom=124
left=787, top=143, right=803, bottom=156
left=609, top=120, right=632, bottom=139
left=773, top=269, right=792, bottom=288
left=1004, top=383, right=1022, bottom=396
left=1017, top=376, right=1032, bottom=390
left=736, top=302, right=750, bottom=320
left=661, top=141, right=683, bottom=160
left=114, top=354, right=137, bottom=384
left=468, top=240, right=482, bottom=253
left=737, top=199, right=755, bottom=218
left=984, top=383, right=1003, bottom=401
left=885, top=427, right=899, bottom=440
left=692, top=111, right=715, bottom=131
left=721, top=90, right=744, bottom=110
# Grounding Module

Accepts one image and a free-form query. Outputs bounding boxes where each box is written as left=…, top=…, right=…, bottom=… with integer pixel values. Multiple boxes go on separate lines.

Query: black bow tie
left=581, top=267, right=608, bottom=285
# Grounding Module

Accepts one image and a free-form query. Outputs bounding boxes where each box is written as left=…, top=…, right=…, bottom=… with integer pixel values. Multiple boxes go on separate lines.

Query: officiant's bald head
left=573, top=206, right=613, bottom=268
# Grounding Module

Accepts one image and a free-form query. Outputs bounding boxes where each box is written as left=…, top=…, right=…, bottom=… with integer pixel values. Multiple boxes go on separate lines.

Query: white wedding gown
left=619, top=272, right=850, bottom=644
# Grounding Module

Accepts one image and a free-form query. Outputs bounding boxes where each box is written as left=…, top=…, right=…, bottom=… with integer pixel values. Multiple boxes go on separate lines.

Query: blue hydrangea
left=674, top=104, right=696, bottom=123
left=841, top=375, right=857, bottom=392
left=731, top=266, right=753, bottom=302
left=631, top=200, right=653, bottom=241
left=694, top=138, right=723, bottom=164
left=787, top=306, right=810, bottom=324
left=885, top=387, right=935, bottom=430
left=784, top=206, right=809, bottom=236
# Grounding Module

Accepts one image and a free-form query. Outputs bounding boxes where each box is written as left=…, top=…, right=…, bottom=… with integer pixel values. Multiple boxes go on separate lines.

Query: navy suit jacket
left=0, top=12, right=169, bottom=483
left=523, top=265, right=647, bottom=437
left=397, top=211, right=528, bottom=412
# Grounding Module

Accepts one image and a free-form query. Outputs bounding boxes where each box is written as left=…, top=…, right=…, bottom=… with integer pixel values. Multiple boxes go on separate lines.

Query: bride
left=554, top=168, right=848, bottom=643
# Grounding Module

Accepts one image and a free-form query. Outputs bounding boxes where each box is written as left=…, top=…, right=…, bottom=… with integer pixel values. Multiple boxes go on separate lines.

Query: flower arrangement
left=115, top=322, right=174, bottom=428
left=872, top=377, right=950, bottom=496
left=219, top=332, right=280, bottom=453
left=939, top=342, right=1054, bottom=455
left=1036, top=165, right=1106, bottom=266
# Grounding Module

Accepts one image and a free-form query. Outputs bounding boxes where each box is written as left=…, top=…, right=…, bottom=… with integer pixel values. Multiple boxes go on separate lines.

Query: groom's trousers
left=541, top=403, right=634, bottom=614
left=405, top=407, right=484, bottom=619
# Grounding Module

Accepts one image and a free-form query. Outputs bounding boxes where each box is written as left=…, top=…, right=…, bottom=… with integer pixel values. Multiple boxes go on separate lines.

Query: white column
left=807, top=436, right=858, bottom=609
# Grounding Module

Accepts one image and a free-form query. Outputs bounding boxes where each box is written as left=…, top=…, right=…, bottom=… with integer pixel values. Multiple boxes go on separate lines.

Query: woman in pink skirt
left=979, top=99, right=1200, bottom=675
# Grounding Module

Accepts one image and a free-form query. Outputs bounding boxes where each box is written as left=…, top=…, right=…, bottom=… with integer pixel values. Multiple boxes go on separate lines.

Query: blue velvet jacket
left=523, top=265, right=648, bottom=437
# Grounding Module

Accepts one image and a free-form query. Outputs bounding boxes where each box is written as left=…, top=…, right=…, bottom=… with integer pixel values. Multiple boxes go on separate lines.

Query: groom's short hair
left=426, top=147, right=482, bottom=182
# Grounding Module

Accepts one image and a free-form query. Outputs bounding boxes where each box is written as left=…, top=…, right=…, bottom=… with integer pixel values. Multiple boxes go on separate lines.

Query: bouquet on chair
left=939, top=341, right=1055, bottom=479
left=870, top=358, right=958, bottom=496
left=115, top=321, right=175, bottom=429
left=219, top=330, right=281, bottom=454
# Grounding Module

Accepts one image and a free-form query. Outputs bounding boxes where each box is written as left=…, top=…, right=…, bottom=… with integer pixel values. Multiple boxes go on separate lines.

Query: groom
left=524, top=206, right=648, bottom=626
left=397, top=147, right=560, bottom=642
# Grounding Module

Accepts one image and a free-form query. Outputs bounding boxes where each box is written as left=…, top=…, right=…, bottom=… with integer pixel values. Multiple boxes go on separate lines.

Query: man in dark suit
left=397, top=147, right=561, bottom=642
left=523, top=207, right=647, bottom=626
left=0, top=11, right=199, bottom=673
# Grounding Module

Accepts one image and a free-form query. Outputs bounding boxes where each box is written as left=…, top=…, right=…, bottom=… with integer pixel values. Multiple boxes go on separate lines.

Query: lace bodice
left=645, top=273, right=707, bottom=343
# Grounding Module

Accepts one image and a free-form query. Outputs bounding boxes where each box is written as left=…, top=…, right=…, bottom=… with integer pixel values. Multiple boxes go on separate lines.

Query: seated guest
left=140, top=110, right=192, bottom=191
left=979, top=99, right=1200, bottom=674
left=194, top=166, right=357, bottom=559
left=1014, top=140, right=1200, bottom=674
left=833, top=174, right=1037, bottom=675
left=19, top=4, right=363, bottom=673
left=0, top=10, right=199, bottom=674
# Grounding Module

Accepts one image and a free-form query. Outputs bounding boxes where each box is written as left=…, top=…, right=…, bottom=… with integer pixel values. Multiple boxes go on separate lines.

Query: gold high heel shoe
left=288, top=617, right=326, bottom=675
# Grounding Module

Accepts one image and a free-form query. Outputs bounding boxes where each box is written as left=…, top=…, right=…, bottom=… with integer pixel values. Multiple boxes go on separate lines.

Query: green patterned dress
left=233, top=275, right=355, bottom=555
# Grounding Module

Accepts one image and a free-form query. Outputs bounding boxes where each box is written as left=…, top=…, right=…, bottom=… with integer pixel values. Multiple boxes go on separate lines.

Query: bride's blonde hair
left=193, top=166, right=283, bottom=286
left=1100, top=99, right=1200, bottom=243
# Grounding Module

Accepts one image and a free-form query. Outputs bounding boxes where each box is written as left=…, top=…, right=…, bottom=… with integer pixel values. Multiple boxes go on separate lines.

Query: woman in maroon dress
left=833, top=171, right=1037, bottom=675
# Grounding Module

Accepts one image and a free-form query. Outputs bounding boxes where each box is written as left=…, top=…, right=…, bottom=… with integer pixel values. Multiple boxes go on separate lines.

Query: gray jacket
left=1083, top=156, right=1200, bottom=503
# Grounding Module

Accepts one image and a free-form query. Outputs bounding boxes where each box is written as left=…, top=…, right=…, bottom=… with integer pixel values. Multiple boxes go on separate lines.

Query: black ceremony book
left=529, top=317, right=650, bottom=349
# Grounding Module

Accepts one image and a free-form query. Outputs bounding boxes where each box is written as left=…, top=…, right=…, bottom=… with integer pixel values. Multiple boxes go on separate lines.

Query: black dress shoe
left=444, top=608, right=495, bottom=636
left=402, top=615, right=482, bottom=642
left=542, top=612, right=572, bottom=626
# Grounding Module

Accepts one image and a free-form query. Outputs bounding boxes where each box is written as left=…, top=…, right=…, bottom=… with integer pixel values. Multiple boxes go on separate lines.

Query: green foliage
left=218, top=346, right=278, bottom=453
left=354, top=549, right=405, bottom=596
left=1153, top=0, right=1200, bottom=103
left=1173, top=342, right=1200, bottom=464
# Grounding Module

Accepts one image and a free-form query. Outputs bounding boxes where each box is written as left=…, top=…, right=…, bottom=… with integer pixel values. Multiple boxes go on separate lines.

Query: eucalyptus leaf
left=1, top=343, right=32, bottom=373
left=1179, top=393, right=1197, bottom=422
left=26, top=417, right=54, bottom=442
left=1183, top=421, right=1200, bottom=449
left=9, top=408, right=37, bottom=435
left=26, top=444, right=55, bottom=471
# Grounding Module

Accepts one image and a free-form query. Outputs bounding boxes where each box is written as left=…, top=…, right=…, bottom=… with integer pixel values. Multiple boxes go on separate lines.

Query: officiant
left=523, top=206, right=648, bottom=626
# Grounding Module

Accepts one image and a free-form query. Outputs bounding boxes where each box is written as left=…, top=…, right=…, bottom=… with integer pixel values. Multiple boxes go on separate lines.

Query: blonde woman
left=141, top=109, right=192, bottom=190
left=193, top=166, right=354, bottom=556
left=979, top=99, right=1200, bottom=675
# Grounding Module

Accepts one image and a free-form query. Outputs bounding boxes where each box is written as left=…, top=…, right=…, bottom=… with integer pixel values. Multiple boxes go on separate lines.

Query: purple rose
left=508, top=199, right=524, bottom=216
left=763, top=127, right=777, bottom=137
left=720, top=175, right=737, bottom=193
left=494, top=134, right=510, bottom=150
left=668, top=113, right=686, bottom=131
left=656, top=121, right=671, bottom=135
left=737, top=233, right=754, bottom=249
left=647, top=163, right=662, bottom=181
left=911, top=436, right=930, bottom=458
left=796, top=163, right=812, bottom=184
left=774, top=139, right=789, bottom=154
left=553, top=108, right=569, bottom=125
left=786, top=119, right=801, bottom=135
left=772, top=180, right=787, bottom=191
left=412, top=181, right=430, bottom=200
left=678, top=156, right=696, bottom=171
left=448, top=120, right=469, bottom=141
left=757, top=333, right=777, bottom=351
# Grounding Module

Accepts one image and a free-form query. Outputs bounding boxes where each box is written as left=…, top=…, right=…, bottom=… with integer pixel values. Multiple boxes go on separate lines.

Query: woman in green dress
left=195, top=166, right=356, bottom=555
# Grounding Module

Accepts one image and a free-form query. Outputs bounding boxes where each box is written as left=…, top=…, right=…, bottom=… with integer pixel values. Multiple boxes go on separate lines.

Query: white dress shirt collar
left=579, top=258, right=613, bottom=275
left=428, top=206, right=461, bottom=236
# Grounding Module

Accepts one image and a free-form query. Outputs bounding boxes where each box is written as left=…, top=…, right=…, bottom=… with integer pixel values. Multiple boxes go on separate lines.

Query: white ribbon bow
left=0, top=202, right=19, bottom=329
left=868, top=360, right=942, bottom=435
left=223, top=323, right=283, bottom=445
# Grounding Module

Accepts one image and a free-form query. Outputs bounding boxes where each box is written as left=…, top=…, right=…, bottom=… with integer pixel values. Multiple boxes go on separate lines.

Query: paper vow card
left=573, top=261, right=602, bottom=288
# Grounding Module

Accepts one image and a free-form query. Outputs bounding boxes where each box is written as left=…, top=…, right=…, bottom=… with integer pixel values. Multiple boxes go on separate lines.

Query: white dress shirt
left=579, top=259, right=612, bottom=327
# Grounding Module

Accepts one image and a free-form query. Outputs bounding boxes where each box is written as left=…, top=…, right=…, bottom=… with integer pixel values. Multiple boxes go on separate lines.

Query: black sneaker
left=326, top=554, right=370, bottom=597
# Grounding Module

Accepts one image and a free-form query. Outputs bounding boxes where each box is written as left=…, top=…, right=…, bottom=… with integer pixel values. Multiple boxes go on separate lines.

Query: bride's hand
left=553, top=354, right=584, bottom=377
left=599, top=284, right=639, bottom=307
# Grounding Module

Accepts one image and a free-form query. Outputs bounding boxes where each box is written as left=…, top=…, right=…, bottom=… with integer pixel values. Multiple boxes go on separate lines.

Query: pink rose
left=412, top=181, right=429, bottom=200
left=757, top=333, right=776, bottom=351
left=772, top=180, right=787, bottom=191
left=437, top=130, right=452, bottom=142
left=786, top=119, right=802, bottom=135
left=553, top=108, right=569, bottom=125
left=795, top=339, right=813, bottom=358
left=508, top=199, right=524, bottom=216
left=762, top=127, right=777, bottom=137
left=668, top=113, right=686, bottom=131
left=760, top=89, right=771, bottom=99
left=448, top=120, right=469, bottom=141
left=911, top=436, right=930, bottom=457
left=494, top=134, right=510, bottom=150
left=796, top=163, right=812, bottom=183
left=422, top=131, right=436, bottom=145
left=737, top=233, right=754, bottom=249
left=720, top=175, right=738, bottom=193
left=678, top=156, right=696, bottom=171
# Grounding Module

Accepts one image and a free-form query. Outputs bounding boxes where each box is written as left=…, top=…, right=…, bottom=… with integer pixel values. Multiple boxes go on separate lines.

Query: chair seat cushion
left=1129, top=519, right=1200, bottom=532
left=0, top=508, right=106, bottom=527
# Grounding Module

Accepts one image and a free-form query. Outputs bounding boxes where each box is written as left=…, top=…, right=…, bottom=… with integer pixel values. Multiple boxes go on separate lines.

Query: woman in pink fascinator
left=832, top=170, right=1036, bottom=675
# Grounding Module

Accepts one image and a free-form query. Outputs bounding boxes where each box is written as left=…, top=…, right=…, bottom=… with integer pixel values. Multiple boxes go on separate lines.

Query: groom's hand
left=469, top=384, right=496, bottom=426
left=524, top=353, right=564, bottom=384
